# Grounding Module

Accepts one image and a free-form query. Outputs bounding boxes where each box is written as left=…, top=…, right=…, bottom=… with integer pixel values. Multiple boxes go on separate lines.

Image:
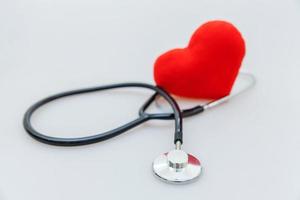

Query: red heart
left=154, top=20, right=245, bottom=99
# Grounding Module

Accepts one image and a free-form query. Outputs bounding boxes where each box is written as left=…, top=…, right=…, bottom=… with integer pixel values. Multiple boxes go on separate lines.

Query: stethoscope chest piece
left=152, top=144, right=201, bottom=184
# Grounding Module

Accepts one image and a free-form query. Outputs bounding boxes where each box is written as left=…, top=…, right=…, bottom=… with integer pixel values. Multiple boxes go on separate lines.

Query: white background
left=0, top=0, right=300, bottom=199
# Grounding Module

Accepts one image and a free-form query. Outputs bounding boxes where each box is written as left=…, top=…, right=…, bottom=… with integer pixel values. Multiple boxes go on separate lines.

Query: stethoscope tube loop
left=23, top=83, right=183, bottom=146
left=23, top=73, right=255, bottom=147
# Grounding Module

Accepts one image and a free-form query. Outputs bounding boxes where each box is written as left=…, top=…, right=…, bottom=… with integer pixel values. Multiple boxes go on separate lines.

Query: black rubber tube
left=23, top=83, right=183, bottom=146
left=139, top=92, right=204, bottom=120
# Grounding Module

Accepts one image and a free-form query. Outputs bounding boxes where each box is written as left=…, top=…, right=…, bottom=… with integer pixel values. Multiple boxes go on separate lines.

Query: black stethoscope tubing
left=139, top=92, right=204, bottom=120
left=23, top=82, right=201, bottom=146
left=23, top=73, right=255, bottom=147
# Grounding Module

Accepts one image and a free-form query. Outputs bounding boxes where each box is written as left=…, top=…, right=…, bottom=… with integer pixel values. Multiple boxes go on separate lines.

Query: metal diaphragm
left=152, top=149, right=201, bottom=184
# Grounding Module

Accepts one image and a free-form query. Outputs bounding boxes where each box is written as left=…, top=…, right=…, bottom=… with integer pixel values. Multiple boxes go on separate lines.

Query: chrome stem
left=175, top=141, right=182, bottom=150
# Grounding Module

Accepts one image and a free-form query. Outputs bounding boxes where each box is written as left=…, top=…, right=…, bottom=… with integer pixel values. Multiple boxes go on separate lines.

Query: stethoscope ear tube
left=151, top=72, right=256, bottom=113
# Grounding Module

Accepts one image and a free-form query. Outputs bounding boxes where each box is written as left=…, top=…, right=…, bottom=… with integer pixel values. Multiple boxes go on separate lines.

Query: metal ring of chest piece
left=153, top=141, right=201, bottom=184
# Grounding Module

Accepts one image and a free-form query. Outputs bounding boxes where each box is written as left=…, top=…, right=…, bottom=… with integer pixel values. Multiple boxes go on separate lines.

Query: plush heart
left=154, top=20, right=245, bottom=99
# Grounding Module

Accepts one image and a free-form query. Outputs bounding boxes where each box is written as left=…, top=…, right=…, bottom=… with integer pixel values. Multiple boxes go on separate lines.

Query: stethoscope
left=23, top=72, right=255, bottom=184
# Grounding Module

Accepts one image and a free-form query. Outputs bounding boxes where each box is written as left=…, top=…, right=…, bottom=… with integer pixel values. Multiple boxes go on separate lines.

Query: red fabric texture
left=154, top=20, right=246, bottom=99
